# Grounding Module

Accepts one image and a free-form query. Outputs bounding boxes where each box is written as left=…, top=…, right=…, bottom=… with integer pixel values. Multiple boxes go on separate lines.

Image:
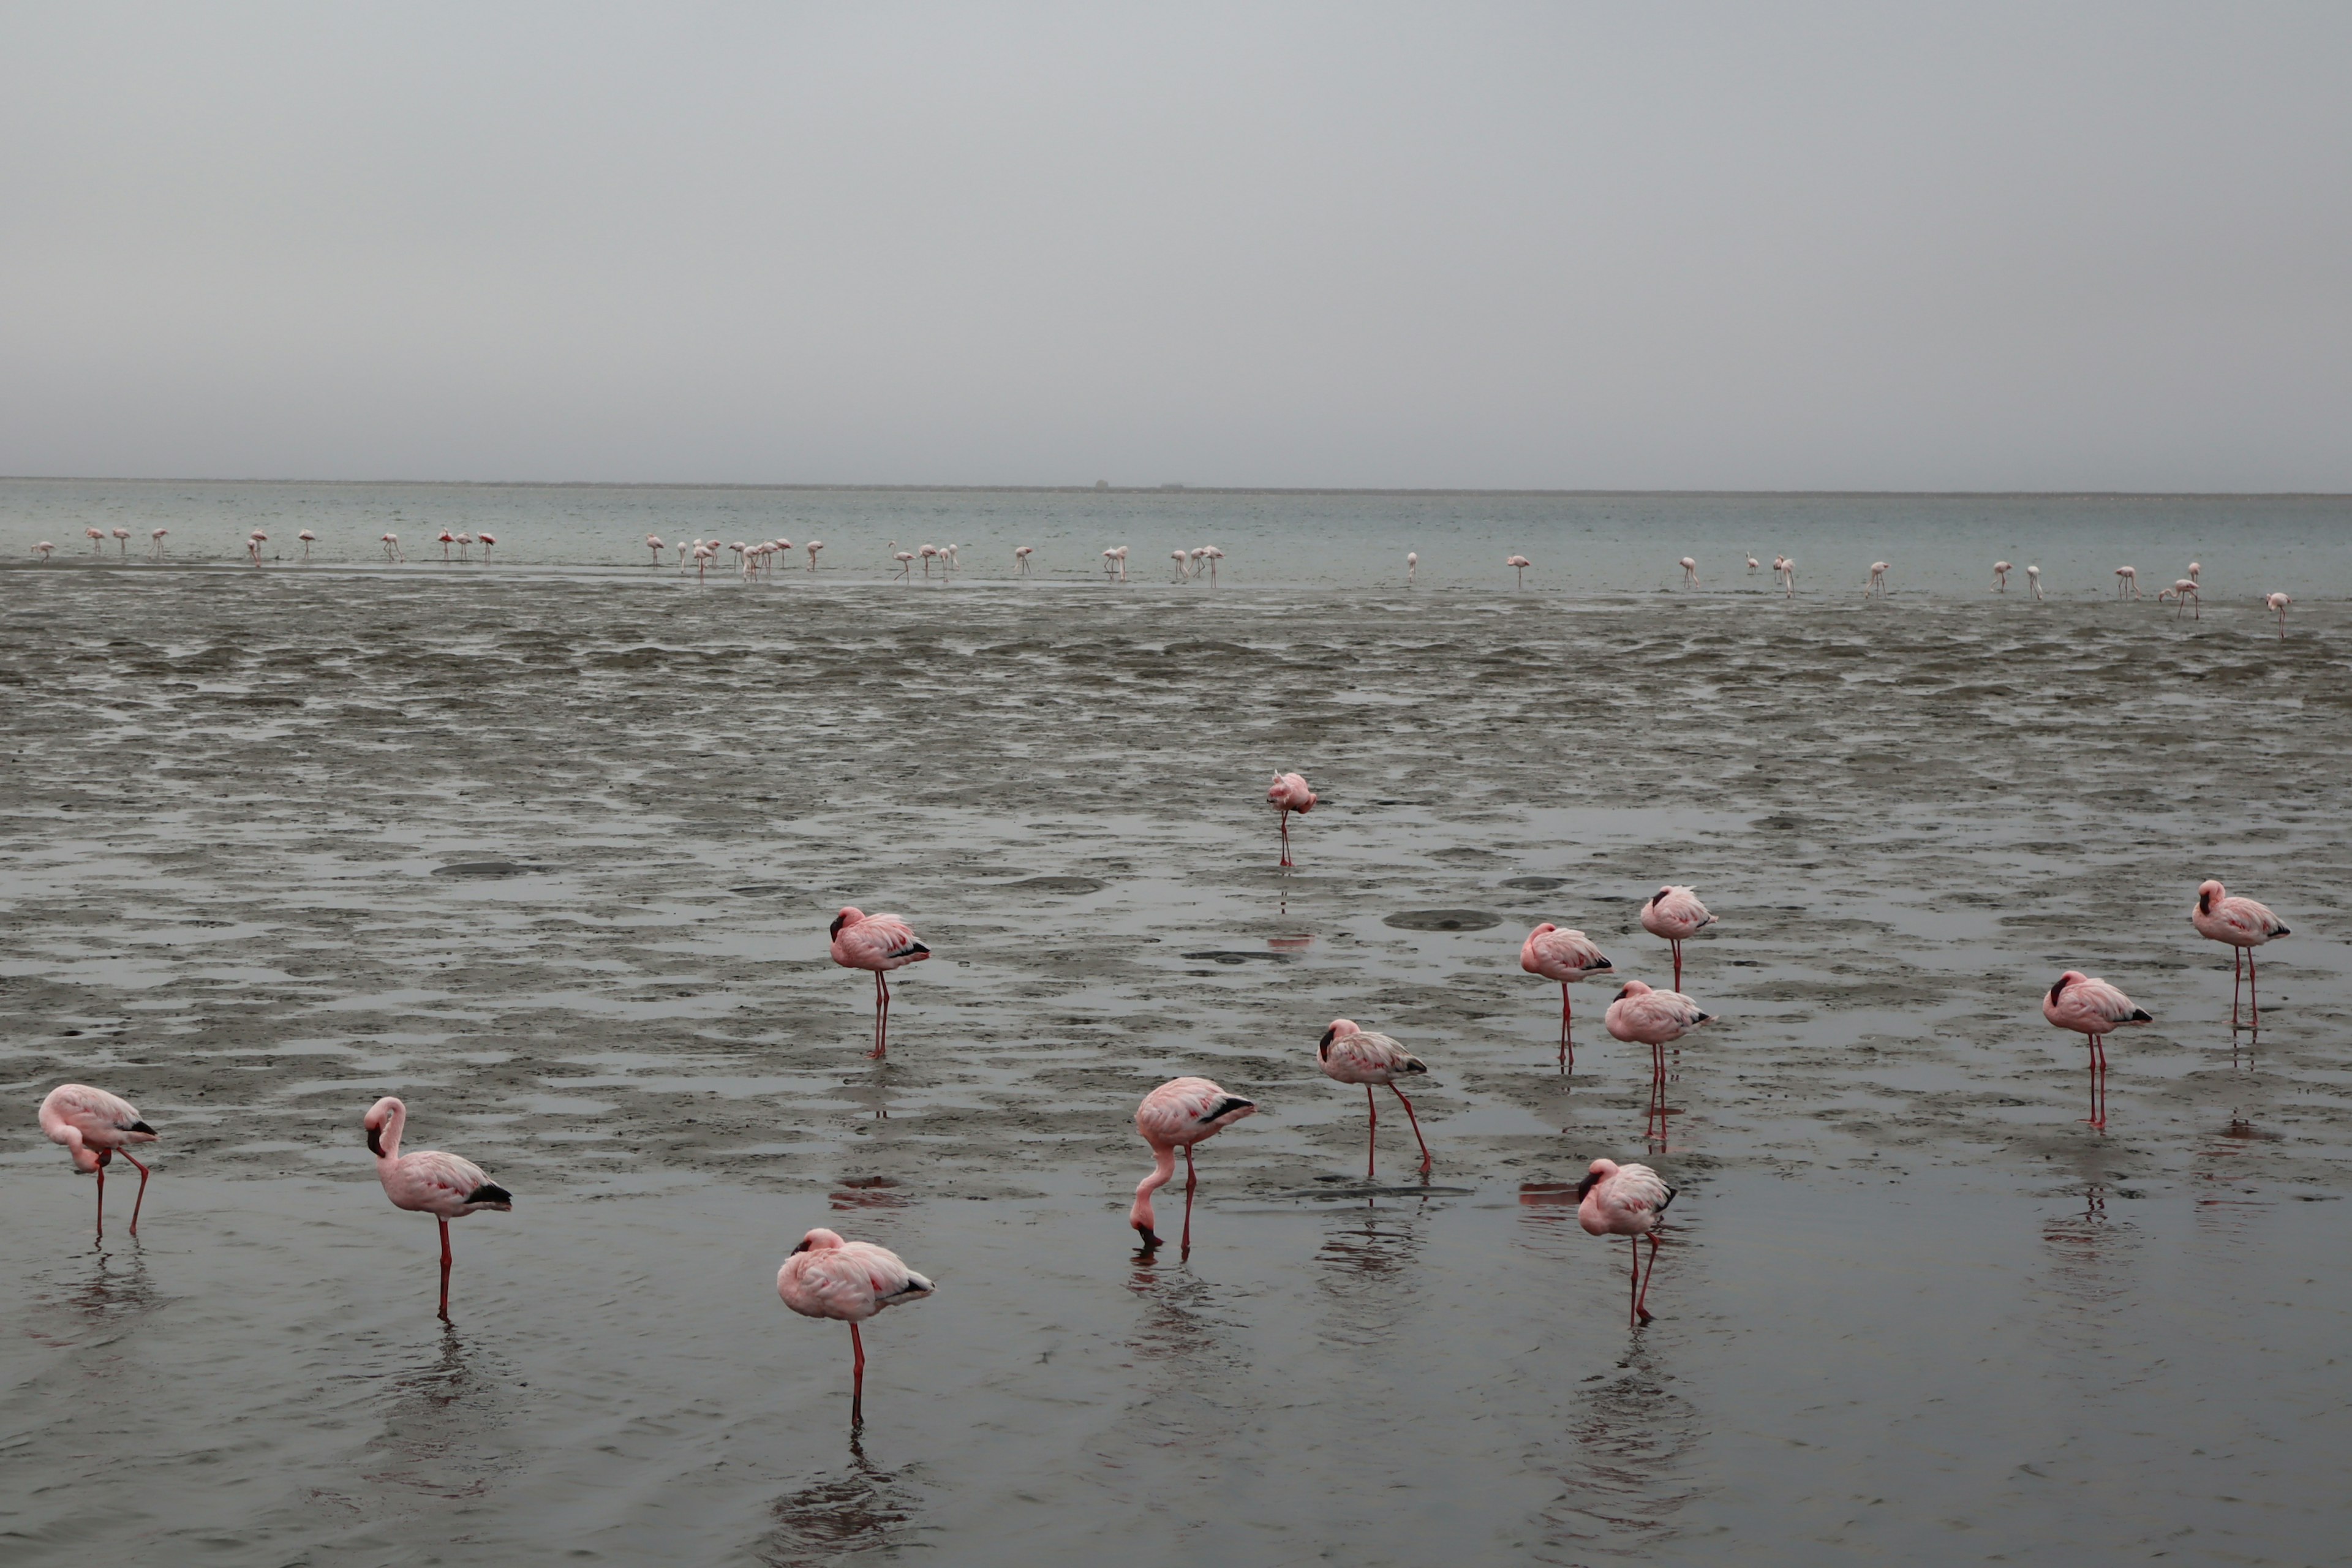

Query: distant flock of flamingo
left=36, top=762, right=2297, bottom=1419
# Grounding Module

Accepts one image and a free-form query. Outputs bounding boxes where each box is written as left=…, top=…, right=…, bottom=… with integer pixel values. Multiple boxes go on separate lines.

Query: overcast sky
left=3, top=3, right=2346, bottom=490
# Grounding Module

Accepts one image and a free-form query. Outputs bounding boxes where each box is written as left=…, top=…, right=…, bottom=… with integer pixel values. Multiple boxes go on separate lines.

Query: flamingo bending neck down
left=1267, top=771, right=1316, bottom=867
left=1868, top=561, right=1890, bottom=596
left=40, top=1084, right=159, bottom=1240
left=2266, top=592, right=2290, bottom=638
left=1578, top=1158, right=1676, bottom=1325
left=1680, top=557, right=1699, bottom=587
left=1406, top=551, right=1418, bottom=586
left=1317, top=1019, right=1432, bottom=1178
left=149, top=529, right=169, bottom=560
left=2026, top=564, right=2043, bottom=600
left=1130, top=1077, right=1257, bottom=1253
left=1993, top=561, right=2011, bottom=591
left=830, top=908, right=929, bottom=1057
left=1746, top=554, right=1760, bottom=575
left=364, top=1095, right=512, bottom=1320
left=1014, top=545, right=1034, bottom=575
left=2114, top=565, right=2139, bottom=600
left=777, top=1227, right=934, bottom=1425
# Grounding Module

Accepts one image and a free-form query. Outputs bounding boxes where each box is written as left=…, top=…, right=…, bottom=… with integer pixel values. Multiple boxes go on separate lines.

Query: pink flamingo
left=437, top=529, right=455, bottom=561
left=1746, top=554, right=1760, bottom=575
left=297, top=529, right=317, bottom=561
left=1317, top=1019, right=1431, bottom=1178
left=2188, top=560, right=2201, bottom=584
left=646, top=534, right=665, bottom=565
left=805, top=540, right=824, bottom=571
left=110, top=527, right=131, bottom=556
left=1014, top=545, right=1034, bottom=575
left=1267, top=771, right=1317, bottom=867
left=149, top=528, right=168, bottom=559
left=85, top=526, right=105, bottom=554
left=1507, top=554, right=1531, bottom=587
left=1200, top=545, right=1223, bottom=582
left=1777, top=556, right=1798, bottom=597
left=380, top=532, right=403, bottom=562
left=477, top=532, right=496, bottom=562
left=831, top=908, right=929, bottom=1057
left=693, top=543, right=716, bottom=582
left=1868, top=561, right=1891, bottom=596
left=1406, top=551, right=1418, bottom=585
left=1129, top=1076, right=1257, bottom=1252
left=1605, top=980, right=1714, bottom=1082
left=2266, top=592, right=2290, bottom=638
left=777, top=1227, right=934, bottom=1424
left=31, top=541, right=53, bottom=562
left=2026, top=564, right=2042, bottom=600
left=40, top=1084, right=159, bottom=1240
left=1639, top=884, right=1717, bottom=991
left=892, top=551, right=915, bottom=580
left=364, top=1095, right=513, bottom=1321
left=1680, top=556, right=1699, bottom=587
left=1521, top=922, right=1615, bottom=1067
left=1993, top=561, right=2011, bottom=591
left=1577, top=1158, right=1676, bottom=1325
left=246, top=529, right=268, bottom=566
left=2193, top=880, right=2289, bottom=1031
left=1170, top=549, right=1191, bottom=582
left=2158, top=579, right=2199, bottom=619
left=456, top=532, right=476, bottom=562
left=2114, top=565, right=2139, bottom=600
left=2042, top=971, right=2150, bottom=1131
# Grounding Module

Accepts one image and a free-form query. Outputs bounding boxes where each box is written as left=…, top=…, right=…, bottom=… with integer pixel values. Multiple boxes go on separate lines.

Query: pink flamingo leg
left=123, top=1151, right=152, bottom=1236
left=1278, top=807, right=1292, bottom=868
left=2231, top=946, right=2243, bottom=1031
left=1559, top=982, right=1575, bottom=1071
left=1364, top=1083, right=1378, bottom=1180
left=850, top=1321, right=867, bottom=1425
left=871, top=971, right=889, bottom=1058
left=438, top=1216, right=454, bottom=1321
left=1635, top=1232, right=1660, bottom=1323
left=1670, top=938, right=1683, bottom=992
left=2248, top=951, right=2260, bottom=1030
left=1390, top=1084, right=1432, bottom=1175
left=1627, top=1234, right=1641, bottom=1326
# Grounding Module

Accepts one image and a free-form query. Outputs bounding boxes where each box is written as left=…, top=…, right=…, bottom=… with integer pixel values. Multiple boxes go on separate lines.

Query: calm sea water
left=5, top=478, right=2348, bottom=597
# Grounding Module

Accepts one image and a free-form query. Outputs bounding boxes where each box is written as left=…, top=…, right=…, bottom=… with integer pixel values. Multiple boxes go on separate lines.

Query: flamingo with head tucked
left=2043, top=971, right=2150, bottom=1130
left=778, top=1227, right=935, bottom=1425
left=1640, top=885, right=1717, bottom=991
left=1129, top=1076, right=1257, bottom=1253
left=1521, top=923, right=1614, bottom=1068
left=831, top=908, right=929, bottom=1057
left=1406, top=551, right=1418, bottom=585
left=806, top=540, right=824, bottom=571
left=1507, top=554, right=1531, bottom=588
left=1268, top=771, right=1316, bottom=867
left=363, top=1095, right=512, bottom=1319
left=247, top=530, right=268, bottom=566
left=298, top=530, right=317, bottom=562
left=85, top=527, right=106, bottom=554
left=2194, top=880, right=2289, bottom=1031
left=1578, top=1158, right=1676, bottom=1325
left=40, top=1084, right=159, bottom=1240
left=110, top=527, right=131, bottom=556
left=647, top=534, right=666, bottom=565
left=477, top=533, right=495, bottom=562
left=1605, top=980, right=1714, bottom=1083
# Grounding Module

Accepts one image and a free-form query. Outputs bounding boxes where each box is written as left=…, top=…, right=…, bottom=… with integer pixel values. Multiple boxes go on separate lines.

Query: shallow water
left=5, top=534, right=2351, bottom=1564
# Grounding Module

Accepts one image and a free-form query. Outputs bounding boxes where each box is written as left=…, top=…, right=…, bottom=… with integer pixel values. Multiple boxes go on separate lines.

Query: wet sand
left=4, top=568, right=2349, bottom=1564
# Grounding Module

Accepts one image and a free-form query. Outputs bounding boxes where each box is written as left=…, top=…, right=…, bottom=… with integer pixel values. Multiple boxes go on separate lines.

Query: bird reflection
left=26, top=1243, right=160, bottom=1351
left=1539, top=1341, right=1705, bottom=1555
left=1314, top=1208, right=1430, bottom=1334
left=841, top=1076, right=894, bottom=1122
left=2192, top=1117, right=2278, bottom=1242
left=1643, top=1071, right=1680, bottom=1154
left=2039, top=1180, right=2140, bottom=1350
left=361, top=1324, right=508, bottom=1499
left=754, top=1436, right=919, bottom=1568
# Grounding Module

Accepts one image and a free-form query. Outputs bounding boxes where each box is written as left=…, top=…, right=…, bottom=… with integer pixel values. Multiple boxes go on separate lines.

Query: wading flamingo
left=1317, top=1019, right=1431, bottom=1178
left=1129, top=1077, right=1257, bottom=1253
left=2027, top=564, right=2043, bottom=600
left=1521, top=923, right=1615, bottom=1068
left=892, top=551, right=915, bottom=581
left=1746, top=554, right=1760, bottom=575
left=1171, top=549, right=1191, bottom=582
left=1578, top=1158, right=1676, bottom=1325
left=456, top=532, right=476, bottom=562
left=1605, top=980, right=1714, bottom=1082
left=1868, top=561, right=1890, bottom=596
left=831, top=908, right=929, bottom=1057
left=918, top=544, right=938, bottom=578
left=477, top=533, right=496, bottom=562
left=1406, top=551, right=1418, bottom=585
left=246, top=530, right=268, bottom=566
left=778, top=1227, right=934, bottom=1425
left=1015, top=545, right=1034, bottom=575
left=2043, top=971, right=2150, bottom=1131
left=692, top=543, right=715, bottom=582
left=31, top=541, right=53, bottom=562
left=85, top=527, right=105, bottom=554
left=2193, top=880, right=2289, bottom=1031
left=1681, top=557, right=1699, bottom=587
left=1507, top=554, right=1531, bottom=588
left=363, top=1095, right=512, bottom=1320
left=381, top=532, right=403, bottom=562
left=1776, top=556, right=1797, bottom=597
left=1994, top=561, right=2011, bottom=591
left=2266, top=592, right=2290, bottom=638
left=646, top=535, right=665, bottom=565
left=2160, top=579, right=2199, bottom=619
left=1640, top=885, right=1717, bottom=991
left=1200, top=545, right=1223, bottom=582
left=2114, top=566, right=2139, bottom=600
left=40, top=1084, right=158, bottom=1240
left=2188, top=561, right=2201, bottom=584
left=806, top=540, right=824, bottom=571
left=297, top=530, right=316, bottom=562
left=110, top=527, right=131, bottom=556
left=1268, top=771, right=1317, bottom=867
left=149, top=529, right=168, bottom=560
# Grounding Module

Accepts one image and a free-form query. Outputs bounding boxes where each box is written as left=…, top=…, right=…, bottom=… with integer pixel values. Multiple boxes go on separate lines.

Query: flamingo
left=31, top=541, right=53, bottom=562
left=1521, top=923, right=1615, bottom=1068
left=477, top=532, right=496, bottom=562
left=2027, top=564, right=2043, bottom=600
left=892, top=551, right=915, bottom=581
left=1317, top=1019, right=1432, bottom=1178
left=942, top=543, right=960, bottom=573
left=2266, top=592, right=2290, bottom=638
left=1605, top=980, right=1714, bottom=1082
left=85, top=526, right=105, bottom=554
left=1170, top=549, right=1192, bottom=582
left=1577, top=1158, right=1676, bottom=1325
left=1640, top=885, right=1717, bottom=992
left=456, top=532, right=477, bottom=562
left=1994, top=561, right=2011, bottom=591
left=806, top=540, right=824, bottom=571
left=149, top=528, right=168, bottom=560
left=2193, top=880, right=2290, bottom=1031
left=363, top=1096, right=513, bottom=1320
left=673, top=540, right=688, bottom=568
left=1406, top=551, right=1418, bottom=586
left=1189, top=547, right=1210, bottom=579
left=2114, top=566, right=2139, bottom=600
left=1129, top=1076, right=1257, bottom=1253
left=1779, top=556, right=1797, bottom=597
left=2187, top=561, right=2201, bottom=584
left=1267, top=771, right=1317, bottom=867
left=381, top=532, right=404, bottom=562
left=1200, top=545, right=1223, bottom=582
left=646, top=534, right=666, bottom=565
left=298, top=529, right=317, bottom=562
left=1680, top=557, right=1699, bottom=587
left=1015, top=545, right=1034, bottom=575
left=2043, top=971, right=2150, bottom=1130
left=918, top=544, right=937, bottom=578
left=831, top=908, right=929, bottom=1057
left=778, top=1228, right=935, bottom=1425
left=247, top=530, right=268, bottom=566
left=1868, top=561, right=1890, bottom=596
left=435, top=529, right=454, bottom=562
left=1507, top=554, right=1531, bottom=588
left=2159, top=580, right=2199, bottom=620
left=110, top=527, right=131, bottom=556
left=40, top=1084, right=158, bottom=1240
left=692, top=543, right=716, bottom=582
left=1746, top=554, right=1760, bottom=575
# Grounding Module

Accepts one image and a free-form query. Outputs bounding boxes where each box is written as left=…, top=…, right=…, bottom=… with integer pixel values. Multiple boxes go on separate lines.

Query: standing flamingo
left=1776, top=556, right=1798, bottom=597
left=1129, top=1077, right=1257, bottom=1252
left=892, top=551, right=915, bottom=581
left=1014, top=545, right=1034, bottom=575
left=1317, top=1019, right=1432, bottom=1178
left=477, top=533, right=496, bottom=562
left=40, top=1084, right=158, bottom=1240
left=31, top=541, right=53, bottom=562
left=247, top=530, right=268, bottom=566
left=2193, top=880, right=2289, bottom=1031
left=1746, top=554, right=1760, bottom=575
left=2027, top=564, right=2043, bottom=600
left=806, top=540, right=824, bottom=571
left=1200, top=545, right=1223, bottom=582
left=1267, top=771, right=1317, bottom=867
left=646, top=534, right=665, bottom=565
left=149, top=528, right=168, bottom=560
left=2187, top=561, right=2201, bottom=584
left=381, top=532, right=404, bottom=562
left=1406, top=551, right=1418, bottom=585
left=2114, top=566, right=2139, bottom=600
left=1993, top=561, right=2011, bottom=591
left=110, top=527, right=131, bottom=556
left=1868, top=561, right=1891, bottom=596
left=2265, top=592, right=2290, bottom=638
left=1521, top=923, right=1615, bottom=1068
left=831, top=908, right=929, bottom=1057
left=692, top=543, right=715, bottom=582
left=1680, top=557, right=1699, bottom=587
left=297, top=530, right=317, bottom=562
left=1640, top=885, right=1717, bottom=991
left=1577, top=1158, right=1676, bottom=1325
left=777, top=1227, right=934, bottom=1425
left=456, top=532, right=477, bottom=562
left=363, top=1096, right=513, bottom=1320
left=85, top=527, right=106, bottom=554
left=1170, top=549, right=1191, bottom=582
left=2043, top=971, right=2150, bottom=1129
left=2160, top=580, right=2199, bottom=619
left=1605, top=980, right=1714, bottom=1082
left=1507, top=554, right=1531, bottom=587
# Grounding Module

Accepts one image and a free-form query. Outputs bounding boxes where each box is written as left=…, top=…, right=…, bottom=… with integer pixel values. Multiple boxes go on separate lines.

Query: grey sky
left=3, top=3, right=2346, bottom=490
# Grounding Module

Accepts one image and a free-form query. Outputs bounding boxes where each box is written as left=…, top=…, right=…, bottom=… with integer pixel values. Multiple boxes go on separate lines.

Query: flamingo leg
left=1365, top=1082, right=1378, bottom=1180
left=850, top=1321, right=866, bottom=1424
left=2231, top=946, right=2242, bottom=1030
left=1390, top=1084, right=1433, bottom=1175
left=1635, top=1231, right=1660, bottom=1323
left=1278, top=808, right=1292, bottom=868
left=439, top=1217, right=453, bottom=1321
left=1670, top=939, right=1683, bottom=992
left=871, top=971, right=889, bottom=1058
left=123, top=1152, right=151, bottom=1235
left=1559, top=982, right=1574, bottom=1071
left=2249, top=951, right=2260, bottom=1030
left=1182, top=1145, right=1197, bottom=1255
left=93, top=1159, right=105, bottom=1242
left=1627, top=1234, right=1640, bottom=1327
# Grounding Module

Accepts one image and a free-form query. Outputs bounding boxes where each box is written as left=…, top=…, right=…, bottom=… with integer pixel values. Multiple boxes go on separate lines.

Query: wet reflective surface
left=5, top=514, right=2351, bottom=1562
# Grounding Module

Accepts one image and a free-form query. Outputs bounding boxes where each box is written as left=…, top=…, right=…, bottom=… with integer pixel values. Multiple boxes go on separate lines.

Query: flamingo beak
left=790, top=1238, right=813, bottom=1255
left=1574, top=1172, right=1600, bottom=1199
left=365, top=1125, right=382, bottom=1156
left=1134, top=1224, right=1162, bottom=1249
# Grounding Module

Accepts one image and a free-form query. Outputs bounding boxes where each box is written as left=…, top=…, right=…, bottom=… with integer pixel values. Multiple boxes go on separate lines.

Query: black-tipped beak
left=829, top=914, right=848, bottom=938
left=1318, top=1026, right=1336, bottom=1050
left=790, top=1238, right=812, bottom=1254
left=130, top=1120, right=156, bottom=1134
left=1134, top=1224, right=1161, bottom=1248
left=365, top=1125, right=383, bottom=1156
left=1574, top=1172, right=1600, bottom=1199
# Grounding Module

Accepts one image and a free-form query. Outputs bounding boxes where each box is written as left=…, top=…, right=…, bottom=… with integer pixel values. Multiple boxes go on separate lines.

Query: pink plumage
left=1521, top=923, right=1614, bottom=1066
left=1317, top=1019, right=1432, bottom=1178
left=39, top=1083, right=159, bottom=1239
left=1267, top=772, right=1317, bottom=867
left=1129, top=1076, right=1257, bottom=1251
left=2193, top=879, right=2289, bottom=1031
left=831, top=907, right=930, bottom=1057
left=364, top=1096, right=512, bottom=1320
left=1638, top=885, right=1717, bottom=991
left=1605, top=980, right=1714, bottom=1083
left=778, top=1227, right=935, bottom=1423
left=2042, top=971, right=2152, bottom=1130
left=1578, top=1157, right=1676, bottom=1324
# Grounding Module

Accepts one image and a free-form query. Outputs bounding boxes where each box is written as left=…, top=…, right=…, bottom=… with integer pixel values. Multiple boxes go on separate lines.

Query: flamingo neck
left=375, top=1107, right=404, bottom=1163
left=1129, top=1144, right=1178, bottom=1229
